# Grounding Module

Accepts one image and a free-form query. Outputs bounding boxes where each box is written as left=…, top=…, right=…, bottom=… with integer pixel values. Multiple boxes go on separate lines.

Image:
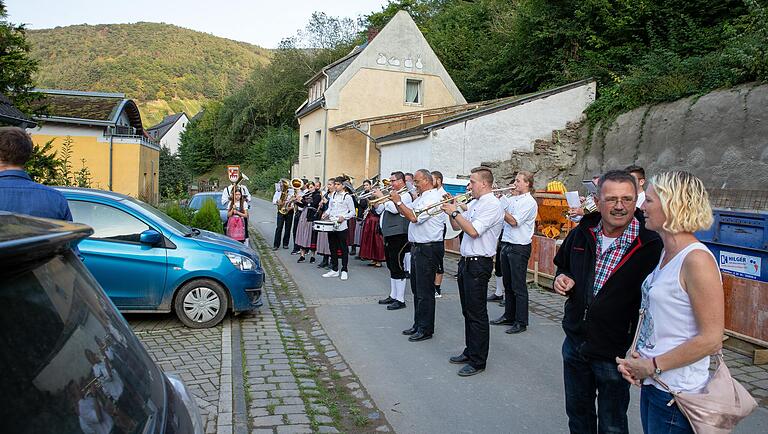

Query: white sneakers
left=322, top=270, right=349, bottom=280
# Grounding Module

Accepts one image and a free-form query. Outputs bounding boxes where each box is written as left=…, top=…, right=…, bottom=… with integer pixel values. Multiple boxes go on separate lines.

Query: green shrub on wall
left=191, top=199, right=223, bottom=234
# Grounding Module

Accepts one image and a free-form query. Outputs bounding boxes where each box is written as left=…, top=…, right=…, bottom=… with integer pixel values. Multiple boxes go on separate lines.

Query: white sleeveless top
left=636, top=242, right=719, bottom=393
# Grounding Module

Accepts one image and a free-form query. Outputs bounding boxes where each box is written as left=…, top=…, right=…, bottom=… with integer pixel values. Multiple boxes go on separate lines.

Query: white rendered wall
left=430, top=82, right=596, bottom=177
left=380, top=138, right=431, bottom=176
left=159, top=114, right=189, bottom=155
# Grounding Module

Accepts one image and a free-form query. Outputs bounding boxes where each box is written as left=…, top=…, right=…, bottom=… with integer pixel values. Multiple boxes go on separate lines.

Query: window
left=69, top=201, right=151, bottom=243
left=314, top=130, right=322, bottom=154
left=303, top=134, right=310, bottom=157
left=405, top=79, right=422, bottom=105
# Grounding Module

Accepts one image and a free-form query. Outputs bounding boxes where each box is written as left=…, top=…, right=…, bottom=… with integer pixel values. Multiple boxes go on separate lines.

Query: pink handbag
left=630, top=309, right=758, bottom=434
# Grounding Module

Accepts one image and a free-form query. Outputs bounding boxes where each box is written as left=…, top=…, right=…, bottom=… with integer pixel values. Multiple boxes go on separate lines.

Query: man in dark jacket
left=554, top=170, right=662, bottom=434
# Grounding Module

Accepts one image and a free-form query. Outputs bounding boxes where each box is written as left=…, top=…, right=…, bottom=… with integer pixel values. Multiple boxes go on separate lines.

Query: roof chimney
left=367, top=27, right=380, bottom=43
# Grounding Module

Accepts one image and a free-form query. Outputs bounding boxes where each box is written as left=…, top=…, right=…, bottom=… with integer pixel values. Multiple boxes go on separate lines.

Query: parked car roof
left=0, top=212, right=92, bottom=262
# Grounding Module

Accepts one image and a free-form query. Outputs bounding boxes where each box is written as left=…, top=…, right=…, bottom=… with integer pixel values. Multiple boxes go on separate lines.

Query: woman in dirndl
left=352, top=180, right=371, bottom=258
left=296, top=182, right=321, bottom=263
left=359, top=200, right=385, bottom=267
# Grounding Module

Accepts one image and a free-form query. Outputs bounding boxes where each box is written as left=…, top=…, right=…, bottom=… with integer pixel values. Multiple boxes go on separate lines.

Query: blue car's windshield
left=189, top=195, right=227, bottom=211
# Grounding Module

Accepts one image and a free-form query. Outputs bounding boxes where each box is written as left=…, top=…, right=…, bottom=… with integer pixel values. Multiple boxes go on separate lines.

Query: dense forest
left=27, top=22, right=271, bottom=125
left=179, top=0, right=767, bottom=197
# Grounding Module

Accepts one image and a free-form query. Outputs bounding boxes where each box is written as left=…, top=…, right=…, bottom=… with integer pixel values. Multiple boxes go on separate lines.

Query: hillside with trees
left=178, top=0, right=767, bottom=198
left=27, top=22, right=272, bottom=126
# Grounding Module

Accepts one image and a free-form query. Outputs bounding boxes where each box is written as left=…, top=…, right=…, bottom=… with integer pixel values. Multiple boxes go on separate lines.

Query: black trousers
left=500, top=242, right=532, bottom=325
left=273, top=210, right=293, bottom=248
left=410, top=242, right=444, bottom=334
left=458, top=256, right=493, bottom=369
left=328, top=229, right=349, bottom=272
left=494, top=240, right=503, bottom=277
left=383, top=233, right=410, bottom=279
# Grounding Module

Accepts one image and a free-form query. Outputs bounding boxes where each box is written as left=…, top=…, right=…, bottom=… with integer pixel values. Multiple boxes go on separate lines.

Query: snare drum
left=313, top=220, right=338, bottom=232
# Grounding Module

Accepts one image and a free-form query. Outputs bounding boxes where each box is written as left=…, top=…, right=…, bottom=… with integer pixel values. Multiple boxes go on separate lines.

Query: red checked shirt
left=591, top=218, right=640, bottom=295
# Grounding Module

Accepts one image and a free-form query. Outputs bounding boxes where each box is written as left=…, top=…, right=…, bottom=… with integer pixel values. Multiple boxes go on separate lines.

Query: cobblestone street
left=128, top=230, right=392, bottom=434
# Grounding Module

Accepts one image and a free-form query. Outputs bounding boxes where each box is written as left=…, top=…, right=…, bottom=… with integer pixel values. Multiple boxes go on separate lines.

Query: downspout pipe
left=108, top=131, right=114, bottom=191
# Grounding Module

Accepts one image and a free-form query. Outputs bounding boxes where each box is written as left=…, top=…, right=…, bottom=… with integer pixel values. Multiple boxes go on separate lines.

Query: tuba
left=277, top=179, right=291, bottom=215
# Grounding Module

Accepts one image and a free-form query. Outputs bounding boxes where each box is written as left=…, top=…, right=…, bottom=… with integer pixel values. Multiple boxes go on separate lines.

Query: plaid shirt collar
left=591, top=217, right=640, bottom=295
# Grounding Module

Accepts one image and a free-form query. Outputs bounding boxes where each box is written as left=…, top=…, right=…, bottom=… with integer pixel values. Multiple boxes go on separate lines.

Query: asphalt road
left=249, top=197, right=768, bottom=433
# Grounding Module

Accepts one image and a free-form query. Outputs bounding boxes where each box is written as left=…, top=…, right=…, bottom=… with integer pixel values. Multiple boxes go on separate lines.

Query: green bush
left=191, top=199, right=224, bottom=234
left=163, top=202, right=194, bottom=226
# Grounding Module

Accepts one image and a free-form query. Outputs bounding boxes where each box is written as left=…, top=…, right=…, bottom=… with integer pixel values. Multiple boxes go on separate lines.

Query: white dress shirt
left=377, top=190, right=413, bottom=229
left=271, top=187, right=295, bottom=205
left=501, top=192, right=538, bottom=245
left=406, top=188, right=448, bottom=243
left=327, top=191, right=356, bottom=231
left=223, top=184, right=251, bottom=208
left=459, top=192, right=504, bottom=257
left=636, top=190, right=646, bottom=208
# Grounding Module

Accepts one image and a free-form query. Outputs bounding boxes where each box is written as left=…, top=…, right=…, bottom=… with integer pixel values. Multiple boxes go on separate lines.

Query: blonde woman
left=616, top=171, right=723, bottom=434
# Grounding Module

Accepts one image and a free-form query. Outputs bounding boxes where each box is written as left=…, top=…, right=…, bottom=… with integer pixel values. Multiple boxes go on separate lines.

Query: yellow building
left=28, top=89, right=160, bottom=203
left=294, top=11, right=466, bottom=183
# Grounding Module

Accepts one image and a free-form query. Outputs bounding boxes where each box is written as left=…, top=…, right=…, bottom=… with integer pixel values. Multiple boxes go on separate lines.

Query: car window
left=69, top=201, right=151, bottom=243
left=0, top=252, right=165, bottom=434
left=189, top=195, right=226, bottom=211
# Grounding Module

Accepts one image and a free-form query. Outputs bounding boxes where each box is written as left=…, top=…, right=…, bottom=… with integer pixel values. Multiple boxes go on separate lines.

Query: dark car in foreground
left=57, top=187, right=264, bottom=328
left=0, top=212, right=203, bottom=433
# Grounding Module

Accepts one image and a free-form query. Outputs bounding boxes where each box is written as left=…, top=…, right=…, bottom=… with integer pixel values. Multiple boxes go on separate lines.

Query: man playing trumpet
left=440, top=167, right=504, bottom=376
left=390, top=169, right=447, bottom=342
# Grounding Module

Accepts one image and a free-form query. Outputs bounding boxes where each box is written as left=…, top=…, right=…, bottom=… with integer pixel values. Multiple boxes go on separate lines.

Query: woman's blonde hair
left=650, top=171, right=713, bottom=234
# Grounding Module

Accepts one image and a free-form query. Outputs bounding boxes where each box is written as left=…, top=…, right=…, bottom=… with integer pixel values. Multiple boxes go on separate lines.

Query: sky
left=6, top=0, right=390, bottom=48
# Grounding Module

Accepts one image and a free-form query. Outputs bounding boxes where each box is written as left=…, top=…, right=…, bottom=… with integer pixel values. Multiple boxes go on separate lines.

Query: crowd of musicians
left=268, top=164, right=732, bottom=434
left=271, top=167, right=540, bottom=377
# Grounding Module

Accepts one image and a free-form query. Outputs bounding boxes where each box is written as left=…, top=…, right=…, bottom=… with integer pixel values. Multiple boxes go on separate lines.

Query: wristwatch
left=395, top=201, right=403, bottom=207
left=451, top=210, right=460, bottom=219
left=652, top=357, right=662, bottom=376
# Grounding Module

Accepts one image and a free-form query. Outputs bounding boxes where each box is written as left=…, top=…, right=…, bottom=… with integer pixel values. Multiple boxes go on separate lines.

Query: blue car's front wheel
left=174, top=279, right=228, bottom=328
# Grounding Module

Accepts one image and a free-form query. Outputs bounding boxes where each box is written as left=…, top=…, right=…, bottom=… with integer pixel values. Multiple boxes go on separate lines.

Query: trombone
left=414, top=192, right=474, bottom=217
left=368, top=186, right=409, bottom=206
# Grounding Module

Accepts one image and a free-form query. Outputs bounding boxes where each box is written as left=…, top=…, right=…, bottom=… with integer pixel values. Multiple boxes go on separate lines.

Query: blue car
left=57, top=187, right=264, bottom=328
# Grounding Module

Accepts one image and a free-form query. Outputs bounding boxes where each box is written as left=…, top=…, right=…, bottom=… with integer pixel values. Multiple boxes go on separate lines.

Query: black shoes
left=457, top=365, right=485, bottom=377
left=386, top=301, right=406, bottom=310
left=408, top=331, right=433, bottom=342
left=290, top=250, right=300, bottom=255
left=505, top=323, right=527, bottom=334
left=272, top=246, right=279, bottom=251
left=309, top=256, right=316, bottom=263
left=489, top=316, right=514, bottom=326
left=378, top=296, right=395, bottom=305
left=486, top=294, right=503, bottom=302
left=297, top=256, right=306, bottom=263
left=316, top=260, right=329, bottom=268
left=449, top=354, right=470, bottom=365
left=282, top=245, right=289, bottom=249
left=401, top=327, right=417, bottom=335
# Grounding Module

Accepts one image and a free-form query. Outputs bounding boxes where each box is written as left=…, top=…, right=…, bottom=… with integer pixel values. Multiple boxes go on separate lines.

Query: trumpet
left=368, top=186, right=409, bottom=206
left=492, top=186, right=516, bottom=197
left=358, top=179, right=391, bottom=199
left=414, top=192, right=474, bottom=217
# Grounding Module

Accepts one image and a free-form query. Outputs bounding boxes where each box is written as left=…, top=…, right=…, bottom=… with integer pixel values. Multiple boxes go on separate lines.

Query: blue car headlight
left=225, top=252, right=256, bottom=271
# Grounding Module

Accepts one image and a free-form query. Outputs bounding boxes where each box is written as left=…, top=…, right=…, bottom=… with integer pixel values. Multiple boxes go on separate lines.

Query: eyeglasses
left=602, top=197, right=636, bottom=207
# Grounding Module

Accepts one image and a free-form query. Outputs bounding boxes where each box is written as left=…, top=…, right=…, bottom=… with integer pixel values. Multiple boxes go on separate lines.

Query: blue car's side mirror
left=139, top=229, right=162, bottom=245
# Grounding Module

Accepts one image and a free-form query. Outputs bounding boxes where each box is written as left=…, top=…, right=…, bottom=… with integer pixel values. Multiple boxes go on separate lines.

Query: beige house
left=294, top=11, right=466, bottom=183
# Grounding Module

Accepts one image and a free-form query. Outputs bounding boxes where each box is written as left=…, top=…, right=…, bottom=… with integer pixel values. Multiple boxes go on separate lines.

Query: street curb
left=230, top=317, right=249, bottom=434
left=216, top=318, right=233, bottom=434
